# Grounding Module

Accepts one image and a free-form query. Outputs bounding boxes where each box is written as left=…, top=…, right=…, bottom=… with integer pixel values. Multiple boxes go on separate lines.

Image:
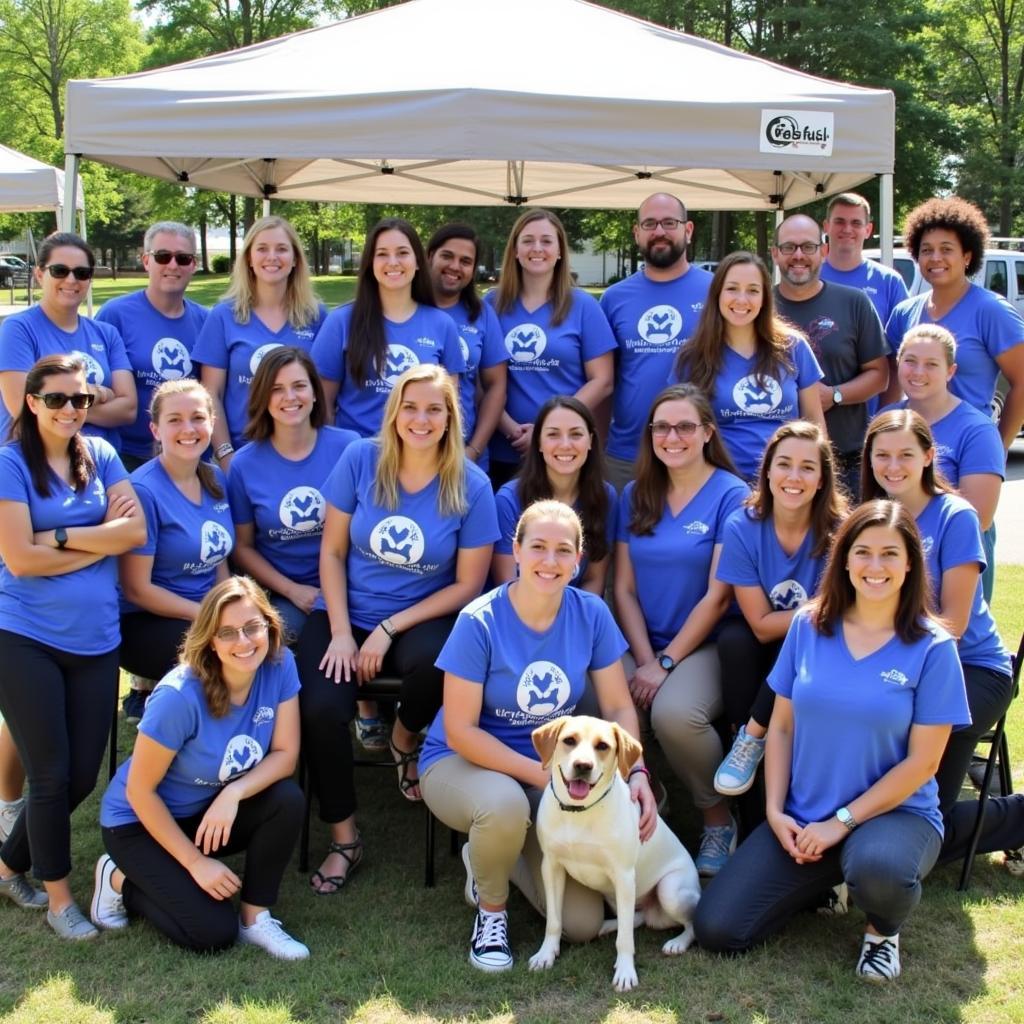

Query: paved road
left=996, top=439, right=1024, bottom=564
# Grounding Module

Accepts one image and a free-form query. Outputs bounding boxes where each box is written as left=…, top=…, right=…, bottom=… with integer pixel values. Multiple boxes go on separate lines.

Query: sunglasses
left=147, top=250, right=196, bottom=266
left=32, top=391, right=96, bottom=410
left=44, top=264, right=94, bottom=281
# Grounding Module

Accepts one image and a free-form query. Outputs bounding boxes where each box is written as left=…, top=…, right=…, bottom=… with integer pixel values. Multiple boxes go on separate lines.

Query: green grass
left=1, top=570, right=1023, bottom=1024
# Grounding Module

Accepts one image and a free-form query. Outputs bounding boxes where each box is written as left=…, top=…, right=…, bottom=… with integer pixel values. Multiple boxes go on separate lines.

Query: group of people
left=0, top=189, right=1021, bottom=983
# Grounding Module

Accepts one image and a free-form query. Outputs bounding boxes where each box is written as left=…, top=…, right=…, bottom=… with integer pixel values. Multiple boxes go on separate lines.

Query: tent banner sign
left=759, top=110, right=834, bottom=156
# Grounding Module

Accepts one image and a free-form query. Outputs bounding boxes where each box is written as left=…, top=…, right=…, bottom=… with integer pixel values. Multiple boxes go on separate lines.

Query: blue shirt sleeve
left=494, top=482, right=520, bottom=556
left=226, top=456, right=255, bottom=525
left=310, top=305, right=349, bottom=383
left=792, top=336, right=824, bottom=388
left=767, top=610, right=804, bottom=699
left=0, top=313, right=39, bottom=372
left=322, top=439, right=363, bottom=514
left=479, top=305, right=509, bottom=369
left=912, top=633, right=970, bottom=726
left=576, top=290, right=618, bottom=361
left=139, top=682, right=199, bottom=753
left=191, top=305, right=230, bottom=370
left=589, top=598, right=628, bottom=670
left=132, top=482, right=160, bottom=556
left=439, top=314, right=466, bottom=375
left=458, top=468, right=501, bottom=548
left=937, top=502, right=986, bottom=574
left=715, top=510, right=759, bottom=586
left=435, top=606, right=491, bottom=684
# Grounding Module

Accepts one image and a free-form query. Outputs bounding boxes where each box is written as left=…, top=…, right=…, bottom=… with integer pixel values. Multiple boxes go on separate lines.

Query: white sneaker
left=469, top=909, right=512, bottom=972
left=238, top=910, right=310, bottom=960
left=461, top=844, right=478, bottom=908
left=0, top=797, right=24, bottom=843
left=816, top=882, right=849, bottom=917
left=856, top=933, right=900, bottom=982
left=90, top=854, right=128, bottom=930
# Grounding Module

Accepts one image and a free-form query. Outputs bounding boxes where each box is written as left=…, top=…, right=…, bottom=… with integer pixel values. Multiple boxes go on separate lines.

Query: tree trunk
left=199, top=213, right=209, bottom=273
left=229, top=196, right=238, bottom=264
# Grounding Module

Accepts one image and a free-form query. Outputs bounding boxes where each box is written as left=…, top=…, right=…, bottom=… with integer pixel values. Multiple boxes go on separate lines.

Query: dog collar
left=548, top=776, right=616, bottom=813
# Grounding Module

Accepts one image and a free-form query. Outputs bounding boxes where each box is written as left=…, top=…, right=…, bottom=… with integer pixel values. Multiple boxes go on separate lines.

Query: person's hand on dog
left=628, top=658, right=667, bottom=709
left=794, top=817, right=846, bottom=859
left=629, top=772, right=657, bottom=842
left=767, top=808, right=821, bottom=864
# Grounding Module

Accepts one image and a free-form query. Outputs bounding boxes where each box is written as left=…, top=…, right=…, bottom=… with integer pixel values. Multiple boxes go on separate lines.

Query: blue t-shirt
left=600, top=267, right=713, bottom=462
left=916, top=493, right=1010, bottom=675
left=310, top=303, right=464, bottom=437
left=95, top=291, right=209, bottom=458
left=881, top=398, right=1005, bottom=486
left=820, top=260, right=909, bottom=326
left=686, top=338, right=822, bottom=482
left=123, top=458, right=234, bottom=612
left=715, top=507, right=826, bottom=611
left=191, top=301, right=326, bottom=447
left=484, top=289, right=617, bottom=464
left=617, top=469, right=748, bottom=651
left=441, top=300, right=507, bottom=448
left=0, top=437, right=128, bottom=654
left=886, top=284, right=1024, bottom=413
left=0, top=305, right=133, bottom=449
left=319, top=438, right=499, bottom=630
left=420, top=583, right=627, bottom=774
left=494, top=479, right=618, bottom=587
left=769, top=609, right=970, bottom=837
left=227, top=427, right=358, bottom=587
left=100, top=651, right=301, bottom=827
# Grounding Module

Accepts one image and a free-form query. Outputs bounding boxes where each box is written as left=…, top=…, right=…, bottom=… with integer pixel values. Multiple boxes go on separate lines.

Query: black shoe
left=469, top=909, right=512, bottom=972
left=122, top=689, right=150, bottom=726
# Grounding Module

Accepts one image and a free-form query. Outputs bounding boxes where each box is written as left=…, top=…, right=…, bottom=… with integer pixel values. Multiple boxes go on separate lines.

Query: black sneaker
left=469, top=909, right=512, bottom=972
left=122, top=689, right=150, bottom=726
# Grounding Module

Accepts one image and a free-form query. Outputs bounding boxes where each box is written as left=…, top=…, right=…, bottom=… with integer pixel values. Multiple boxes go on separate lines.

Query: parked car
left=0, top=255, right=30, bottom=287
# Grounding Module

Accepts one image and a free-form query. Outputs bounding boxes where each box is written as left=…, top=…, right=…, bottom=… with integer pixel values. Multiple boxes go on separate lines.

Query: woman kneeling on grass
left=93, top=575, right=308, bottom=959
left=694, top=500, right=970, bottom=982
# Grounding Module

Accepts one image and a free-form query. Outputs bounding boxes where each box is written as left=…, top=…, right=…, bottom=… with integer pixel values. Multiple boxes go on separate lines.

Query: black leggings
left=102, top=779, right=304, bottom=953
left=716, top=618, right=779, bottom=731
left=120, top=612, right=190, bottom=682
left=295, top=611, right=455, bottom=823
left=0, top=630, right=118, bottom=880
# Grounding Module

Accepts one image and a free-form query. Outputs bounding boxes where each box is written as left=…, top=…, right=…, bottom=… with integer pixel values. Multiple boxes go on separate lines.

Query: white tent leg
left=263, top=198, right=271, bottom=216
left=879, top=173, right=894, bottom=265
left=62, top=155, right=79, bottom=233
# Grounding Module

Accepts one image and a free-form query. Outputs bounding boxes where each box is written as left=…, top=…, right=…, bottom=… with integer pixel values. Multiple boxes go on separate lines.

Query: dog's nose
left=572, top=761, right=593, bottom=778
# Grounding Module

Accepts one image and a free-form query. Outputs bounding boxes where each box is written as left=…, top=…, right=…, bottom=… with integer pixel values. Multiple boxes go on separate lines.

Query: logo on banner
left=760, top=110, right=834, bottom=156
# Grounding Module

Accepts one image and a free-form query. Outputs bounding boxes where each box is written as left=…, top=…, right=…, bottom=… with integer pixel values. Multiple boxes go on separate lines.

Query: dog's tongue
left=567, top=778, right=592, bottom=801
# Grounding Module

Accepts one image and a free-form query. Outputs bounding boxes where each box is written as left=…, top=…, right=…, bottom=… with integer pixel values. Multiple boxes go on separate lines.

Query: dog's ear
left=612, top=725, right=643, bottom=780
left=532, top=717, right=567, bottom=768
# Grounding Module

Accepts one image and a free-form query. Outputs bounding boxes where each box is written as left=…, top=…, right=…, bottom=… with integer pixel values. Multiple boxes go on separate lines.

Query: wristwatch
left=55, top=526, right=68, bottom=550
left=832, top=387, right=844, bottom=405
left=835, top=806, right=857, bottom=832
left=657, top=652, right=676, bottom=672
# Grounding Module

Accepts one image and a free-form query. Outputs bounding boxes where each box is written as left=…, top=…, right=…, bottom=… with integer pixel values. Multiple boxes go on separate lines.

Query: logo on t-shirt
left=151, top=338, right=193, bottom=380
left=382, top=344, right=420, bottom=386
left=71, top=349, right=105, bottom=386
left=880, top=669, right=909, bottom=687
left=219, top=734, right=264, bottom=781
left=733, top=374, right=782, bottom=414
left=199, top=521, right=233, bottom=565
left=458, top=335, right=471, bottom=367
left=370, top=515, right=425, bottom=565
left=516, top=661, right=571, bottom=716
left=505, top=324, right=547, bottom=363
left=769, top=579, right=808, bottom=611
left=637, top=305, right=683, bottom=345
left=249, top=343, right=283, bottom=376
left=253, top=706, right=275, bottom=727
left=805, top=316, right=837, bottom=356
left=278, top=486, right=325, bottom=533
left=682, top=520, right=710, bottom=535
left=920, top=535, right=934, bottom=557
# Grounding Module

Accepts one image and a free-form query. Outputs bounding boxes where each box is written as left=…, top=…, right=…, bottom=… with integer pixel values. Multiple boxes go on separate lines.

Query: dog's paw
left=612, top=956, right=639, bottom=992
left=661, top=925, right=695, bottom=956
left=528, top=940, right=560, bottom=972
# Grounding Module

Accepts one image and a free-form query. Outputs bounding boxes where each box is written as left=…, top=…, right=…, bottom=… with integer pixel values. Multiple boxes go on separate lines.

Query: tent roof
left=64, top=0, right=894, bottom=211
left=0, top=144, right=84, bottom=213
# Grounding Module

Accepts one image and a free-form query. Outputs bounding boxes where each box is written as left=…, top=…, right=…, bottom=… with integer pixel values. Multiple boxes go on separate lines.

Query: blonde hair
left=224, top=216, right=320, bottom=329
left=897, top=323, right=957, bottom=367
left=150, top=379, right=222, bottom=500
left=179, top=576, right=284, bottom=718
left=374, top=364, right=466, bottom=516
left=514, top=499, right=584, bottom=553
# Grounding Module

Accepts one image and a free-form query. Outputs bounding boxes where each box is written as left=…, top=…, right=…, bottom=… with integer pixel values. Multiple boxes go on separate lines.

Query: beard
left=641, top=237, right=687, bottom=269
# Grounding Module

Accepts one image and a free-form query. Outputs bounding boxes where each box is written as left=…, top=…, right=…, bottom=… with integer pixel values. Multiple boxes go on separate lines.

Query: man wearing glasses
left=96, top=222, right=209, bottom=471
left=773, top=213, right=889, bottom=495
left=600, top=193, right=713, bottom=491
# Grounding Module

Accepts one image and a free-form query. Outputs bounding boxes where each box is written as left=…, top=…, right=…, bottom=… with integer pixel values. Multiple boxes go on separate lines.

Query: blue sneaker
left=695, top=815, right=737, bottom=877
left=714, top=726, right=765, bottom=796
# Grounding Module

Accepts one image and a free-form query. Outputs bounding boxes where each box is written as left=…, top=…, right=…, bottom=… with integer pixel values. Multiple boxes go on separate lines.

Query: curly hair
left=902, top=197, right=989, bottom=277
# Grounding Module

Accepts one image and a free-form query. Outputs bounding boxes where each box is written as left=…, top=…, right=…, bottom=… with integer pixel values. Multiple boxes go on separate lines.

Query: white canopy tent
left=0, top=143, right=84, bottom=229
left=63, top=0, right=895, bottom=249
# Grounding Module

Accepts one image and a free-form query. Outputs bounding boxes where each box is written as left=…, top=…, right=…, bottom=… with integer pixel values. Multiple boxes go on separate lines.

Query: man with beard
left=600, top=194, right=713, bottom=491
left=772, top=213, right=889, bottom=496
left=426, top=224, right=508, bottom=471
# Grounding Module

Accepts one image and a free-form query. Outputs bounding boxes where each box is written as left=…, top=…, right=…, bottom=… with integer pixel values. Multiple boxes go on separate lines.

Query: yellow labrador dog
left=528, top=715, right=701, bottom=992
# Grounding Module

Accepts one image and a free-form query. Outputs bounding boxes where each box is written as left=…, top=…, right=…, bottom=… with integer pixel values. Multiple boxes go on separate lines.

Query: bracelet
left=380, top=618, right=397, bottom=639
left=627, top=765, right=651, bottom=783
left=466, top=442, right=481, bottom=457
left=214, top=442, right=234, bottom=461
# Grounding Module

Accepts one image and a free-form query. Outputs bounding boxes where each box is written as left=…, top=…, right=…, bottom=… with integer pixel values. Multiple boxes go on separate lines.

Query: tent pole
left=62, top=155, right=79, bottom=233
left=879, top=173, right=894, bottom=266
left=263, top=198, right=271, bottom=216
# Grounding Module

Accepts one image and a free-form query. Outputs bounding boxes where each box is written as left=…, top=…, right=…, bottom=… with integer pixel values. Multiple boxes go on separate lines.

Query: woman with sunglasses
left=118, top=380, right=235, bottom=723
left=0, top=232, right=136, bottom=450
left=94, top=576, right=308, bottom=959
left=861, top=410, right=1013, bottom=837
left=615, top=383, right=747, bottom=878
left=0, top=354, right=145, bottom=940
left=195, top=216, right=326, bottom=470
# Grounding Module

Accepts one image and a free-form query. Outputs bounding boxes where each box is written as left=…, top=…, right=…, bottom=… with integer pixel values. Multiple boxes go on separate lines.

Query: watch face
left=658, top=655, right=674, bottom=670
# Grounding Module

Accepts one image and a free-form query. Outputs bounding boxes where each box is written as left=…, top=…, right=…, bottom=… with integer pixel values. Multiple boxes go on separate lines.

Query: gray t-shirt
left=774, top=280, right=889, bottom=455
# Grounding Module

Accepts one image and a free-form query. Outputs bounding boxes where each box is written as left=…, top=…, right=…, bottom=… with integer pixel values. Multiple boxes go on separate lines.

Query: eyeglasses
left=31, top=391, right=95, bottom=410
left=650, top=420, right=700, bottom=438
left=638, top=217, right=684, bottom=232
left=44, top=264, right=94, bottom=281
left=147, top=250, right=196, bottom=266
left=213, top=618, right=268, bottom=644
left=776, top=242, right=822, bottom=256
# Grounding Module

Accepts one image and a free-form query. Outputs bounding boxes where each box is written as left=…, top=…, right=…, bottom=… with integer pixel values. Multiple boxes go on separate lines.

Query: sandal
left=389, top=735, right=423, bottom=802
left=309, top=834, right=363, bottom=895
